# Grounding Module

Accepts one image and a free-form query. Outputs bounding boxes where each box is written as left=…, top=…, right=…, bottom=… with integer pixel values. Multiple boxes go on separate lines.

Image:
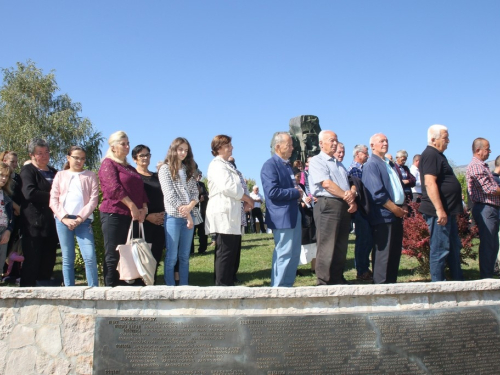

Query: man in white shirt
left=250, top=185, right=266, bottom=233
left=410, top=154, right=422, bottom=202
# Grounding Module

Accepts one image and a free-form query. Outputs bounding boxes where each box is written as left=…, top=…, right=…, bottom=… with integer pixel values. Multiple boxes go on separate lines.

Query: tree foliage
left=0, top=60, right=103, bottom=169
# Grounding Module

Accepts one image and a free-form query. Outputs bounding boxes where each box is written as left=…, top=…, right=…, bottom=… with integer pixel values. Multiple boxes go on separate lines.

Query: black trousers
left=143, top=219, right=165, bottom=282
left=191, top=222, right=208, bottom=253
left=372, top=220, right=403, bottom=284
left=101, top=212, right=144, bottom=287
left=251, top=208, right=266, bottom=233
left=233, top=235, right=243, bottom=280
left=314, top=197, right=351, bottom=285
left=214, top=233, right=241, bottom=286
left=20, top=234, right=58, bottom=287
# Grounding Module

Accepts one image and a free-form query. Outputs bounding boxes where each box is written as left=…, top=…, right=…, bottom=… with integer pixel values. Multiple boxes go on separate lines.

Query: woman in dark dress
left=132, top=145, right=165, bottom=283
left=20, top=138, right=59, bottom=287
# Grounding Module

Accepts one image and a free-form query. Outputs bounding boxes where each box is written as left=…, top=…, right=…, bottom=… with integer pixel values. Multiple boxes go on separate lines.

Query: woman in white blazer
left=49, top=146, right=100, bottom=287
left=205, top=135, right=254, bottom=286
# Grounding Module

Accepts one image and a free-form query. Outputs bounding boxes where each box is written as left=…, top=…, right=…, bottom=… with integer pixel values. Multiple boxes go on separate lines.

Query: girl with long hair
left=158, top=137, right=199, bottom=286
left=0, top=162, right=14, bottom=273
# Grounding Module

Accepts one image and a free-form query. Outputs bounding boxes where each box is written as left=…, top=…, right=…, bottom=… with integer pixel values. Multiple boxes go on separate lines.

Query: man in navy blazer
left=362, top=133, right=407, bottom=284
left=261, top=132, right=302, bottom=287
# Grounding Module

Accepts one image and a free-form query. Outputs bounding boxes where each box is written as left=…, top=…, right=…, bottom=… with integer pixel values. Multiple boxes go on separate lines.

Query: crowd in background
left=1, top=125, right=499, bottom=288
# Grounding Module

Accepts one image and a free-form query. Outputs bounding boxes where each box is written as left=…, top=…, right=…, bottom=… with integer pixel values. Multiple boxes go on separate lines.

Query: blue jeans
left=271, top=212, right=302, bottom=287
left=164, top=215, right=194, bottom=286
left=353, top=212, right=373, bottom=275
left=424, top=214, right=463, bottom=282
left=472, top=203, right=500, bottom=278
left=55, top=217, right=99, bottom=287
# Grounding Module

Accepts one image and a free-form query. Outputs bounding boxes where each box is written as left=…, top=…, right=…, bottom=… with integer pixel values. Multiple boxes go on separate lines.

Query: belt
left=318, top=196, right=343, bottom=201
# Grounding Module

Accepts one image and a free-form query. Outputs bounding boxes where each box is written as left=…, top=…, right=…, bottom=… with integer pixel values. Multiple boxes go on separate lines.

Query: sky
left=1, top=0, right=499, bottom=187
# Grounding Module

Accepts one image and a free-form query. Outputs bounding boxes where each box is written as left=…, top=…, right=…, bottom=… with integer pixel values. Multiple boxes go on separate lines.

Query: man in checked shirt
left=466, top=138, right=500, bottom=278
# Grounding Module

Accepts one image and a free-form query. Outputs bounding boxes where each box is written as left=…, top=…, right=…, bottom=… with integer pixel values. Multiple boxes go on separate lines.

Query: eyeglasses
left=34, top=151, right=50, bottom=157
left=138, top=153, right=151, bottom=158
left=69, top=156, right=86, bottom=162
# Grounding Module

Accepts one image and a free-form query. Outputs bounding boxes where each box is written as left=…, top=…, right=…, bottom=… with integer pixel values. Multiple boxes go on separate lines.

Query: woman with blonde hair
left=98, top=131, right=148, bottom=286
left=158, top=137, right=199, bottom=286
left=50, top=146, right=99, bottom=286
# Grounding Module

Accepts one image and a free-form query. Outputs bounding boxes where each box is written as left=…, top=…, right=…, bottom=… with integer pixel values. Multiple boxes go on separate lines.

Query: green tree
left=0, top=60, right=103, bottom=169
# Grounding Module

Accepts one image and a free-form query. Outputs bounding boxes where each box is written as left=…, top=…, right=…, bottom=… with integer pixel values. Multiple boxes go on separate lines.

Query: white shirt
left=250, top=191, right=264, bottom=208
left=63, top=172, right=91, bottom=219
left=410, top=164, right=422, bottom=194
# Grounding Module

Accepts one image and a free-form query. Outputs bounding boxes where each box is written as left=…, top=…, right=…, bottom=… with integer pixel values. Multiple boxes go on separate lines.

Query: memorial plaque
left=93, top=306, right=500, bottom=374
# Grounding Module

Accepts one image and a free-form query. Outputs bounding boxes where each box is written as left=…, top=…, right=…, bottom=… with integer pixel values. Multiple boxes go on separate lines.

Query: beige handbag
left=116, top=222, right=155, bottom=284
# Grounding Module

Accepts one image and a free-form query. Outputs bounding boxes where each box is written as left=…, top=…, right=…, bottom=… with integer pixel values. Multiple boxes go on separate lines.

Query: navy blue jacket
left=361, top=155, right=401, bottom=225
left=261, top=154, right=300, bottom=230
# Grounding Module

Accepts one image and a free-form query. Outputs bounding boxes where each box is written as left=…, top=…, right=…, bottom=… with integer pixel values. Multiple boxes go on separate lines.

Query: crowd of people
left=0, top=125, right=499, bottom=288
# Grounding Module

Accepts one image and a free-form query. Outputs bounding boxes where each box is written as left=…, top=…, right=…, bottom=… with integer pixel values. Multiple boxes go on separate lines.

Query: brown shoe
left=356, top=271, right=373, bottom=281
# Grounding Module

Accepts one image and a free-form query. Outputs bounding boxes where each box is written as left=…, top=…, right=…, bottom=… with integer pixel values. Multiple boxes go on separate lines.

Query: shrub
left=402, top=202, right=478, bottom=276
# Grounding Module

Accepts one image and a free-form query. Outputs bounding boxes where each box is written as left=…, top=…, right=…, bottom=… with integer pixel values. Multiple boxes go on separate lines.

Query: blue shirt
left=348, top=161, right=363, bottom=179
left=308, top=151, right=350, bottom=198
left=384, top=158, right=405, bottom=205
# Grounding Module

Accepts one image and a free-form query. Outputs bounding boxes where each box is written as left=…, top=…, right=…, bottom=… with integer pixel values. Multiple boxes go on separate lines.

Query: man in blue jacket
left=362, top=133, right=407, bottom=284
left=261, top=132, right=303, bottom=287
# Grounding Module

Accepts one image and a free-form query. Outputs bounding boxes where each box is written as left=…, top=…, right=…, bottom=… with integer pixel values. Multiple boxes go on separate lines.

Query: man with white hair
left=419, top=124, right=464, bottom=281
left=261, top=132, right=303, bottom=287
left=466, top=137, right=500, bottom=279
left=309, top=130, right=357, bottom=285
left=333, top=142, right=345, bottom=163
left=362, top=133, right=406, bottom=284
left=250, top=185, right=266, bottom=233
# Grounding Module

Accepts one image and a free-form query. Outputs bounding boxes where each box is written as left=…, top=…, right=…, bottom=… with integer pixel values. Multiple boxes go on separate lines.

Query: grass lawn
left=58, top=233, right=483, bottom=287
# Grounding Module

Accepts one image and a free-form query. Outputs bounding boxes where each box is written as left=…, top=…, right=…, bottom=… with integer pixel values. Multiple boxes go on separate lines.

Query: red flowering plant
left=402, top=202, right=478, bottom=276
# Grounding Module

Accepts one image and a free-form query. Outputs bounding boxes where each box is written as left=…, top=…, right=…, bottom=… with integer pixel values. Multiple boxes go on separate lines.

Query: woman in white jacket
left=205, top=135, right=254, bottom=286
left=49, top=146, right=99, bottom=286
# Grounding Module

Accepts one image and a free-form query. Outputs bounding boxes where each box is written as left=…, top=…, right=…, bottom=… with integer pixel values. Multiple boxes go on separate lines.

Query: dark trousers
left=214, top=233, right=241, bottom=286
left=143, top=219, right=165, bottom=282
left=251, top=208, right=266, bottom=233
left=354, top=211, right=373, bottom=275
left=314, top=198, right=351, bottom=285
left=191, top=222, right=208, bottom=253
left=20, top=234, right=58, bottom=287
left=372, top=220, right=403, bottom=284
left=233, top=234, right=243, bottom=280
left=472, top=203, right=500, bottom=278
left=101, top=212, right=144, bottom=287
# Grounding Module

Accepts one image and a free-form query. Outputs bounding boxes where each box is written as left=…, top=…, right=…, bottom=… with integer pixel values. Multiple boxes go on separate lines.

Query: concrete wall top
left=1, top=279, right=500, bottom=301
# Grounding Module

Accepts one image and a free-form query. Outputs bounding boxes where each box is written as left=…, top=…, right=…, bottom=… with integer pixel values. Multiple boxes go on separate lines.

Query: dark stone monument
left=288, top=115, right=321, bottom=164
left=94, top=306, right=500, bottom=374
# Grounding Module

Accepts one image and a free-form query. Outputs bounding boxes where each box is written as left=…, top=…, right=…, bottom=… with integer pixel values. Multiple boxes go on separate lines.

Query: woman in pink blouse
left=98, top=131, right=149, bottom=286
left=50, top=146, right=99, bottom=286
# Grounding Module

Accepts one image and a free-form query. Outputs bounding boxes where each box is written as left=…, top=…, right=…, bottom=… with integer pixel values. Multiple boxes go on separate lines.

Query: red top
left=98, top=158, right=148, bottom=216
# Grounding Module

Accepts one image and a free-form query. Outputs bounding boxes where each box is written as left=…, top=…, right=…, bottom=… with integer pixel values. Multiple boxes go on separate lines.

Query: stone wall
left=1, top=279, right=500, bottom=375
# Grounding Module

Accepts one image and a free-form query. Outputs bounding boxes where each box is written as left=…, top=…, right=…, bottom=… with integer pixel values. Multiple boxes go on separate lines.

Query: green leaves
left=0, top=60, right=104, bottom=170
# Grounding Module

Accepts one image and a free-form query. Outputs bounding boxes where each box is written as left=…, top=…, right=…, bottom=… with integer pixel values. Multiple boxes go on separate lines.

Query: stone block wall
left=1, top=280, right=500, bottom=374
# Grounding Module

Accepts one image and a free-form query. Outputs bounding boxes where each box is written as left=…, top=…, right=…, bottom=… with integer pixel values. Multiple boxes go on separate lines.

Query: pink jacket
left=49, top=170, right=99, bottom=221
